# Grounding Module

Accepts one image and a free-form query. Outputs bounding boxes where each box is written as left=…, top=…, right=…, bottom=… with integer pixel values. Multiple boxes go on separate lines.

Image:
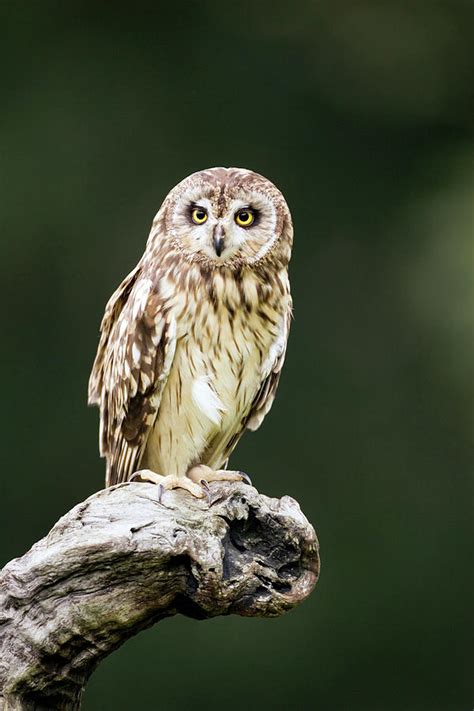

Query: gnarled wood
left=0, top=481, right=319, bottom=710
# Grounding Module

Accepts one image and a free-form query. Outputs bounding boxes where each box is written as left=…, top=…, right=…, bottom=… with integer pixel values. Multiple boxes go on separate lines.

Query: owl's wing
left=88, top=264, right=142, bottom=405
left=88, top=269, right=177, bottom=487
left=245, top=304, right=292, bottom=432
left=218, top=304, right=292, bottom=465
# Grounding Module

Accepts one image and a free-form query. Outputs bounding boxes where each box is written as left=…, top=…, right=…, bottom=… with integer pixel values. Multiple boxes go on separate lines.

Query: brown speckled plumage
left=88, top=167, right=293, bottom=487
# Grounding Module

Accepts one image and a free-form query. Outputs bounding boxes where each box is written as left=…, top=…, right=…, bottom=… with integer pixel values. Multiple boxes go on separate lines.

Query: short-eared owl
left=88, top=167, right=293, bottom=497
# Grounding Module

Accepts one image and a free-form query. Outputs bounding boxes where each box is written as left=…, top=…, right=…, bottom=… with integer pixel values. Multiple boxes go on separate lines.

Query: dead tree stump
left=0, top=481, right=319, bottom=710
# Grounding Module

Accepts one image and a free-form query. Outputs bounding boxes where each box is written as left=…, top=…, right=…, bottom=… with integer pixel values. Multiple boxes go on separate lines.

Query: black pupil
left=240, top=211, right=249, bottom=221
left=195, top=210, right=205, bottom=221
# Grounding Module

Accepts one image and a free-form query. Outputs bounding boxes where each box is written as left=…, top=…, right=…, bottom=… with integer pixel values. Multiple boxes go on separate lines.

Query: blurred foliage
left=0, top=1, right=472, bottom=709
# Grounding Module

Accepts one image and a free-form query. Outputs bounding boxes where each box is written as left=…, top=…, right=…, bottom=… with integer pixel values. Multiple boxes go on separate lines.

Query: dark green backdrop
left=1, top=2, right=472, bottom=709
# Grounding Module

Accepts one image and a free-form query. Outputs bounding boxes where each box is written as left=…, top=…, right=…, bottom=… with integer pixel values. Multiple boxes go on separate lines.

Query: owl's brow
left=216, top=184, right=226, bottom=217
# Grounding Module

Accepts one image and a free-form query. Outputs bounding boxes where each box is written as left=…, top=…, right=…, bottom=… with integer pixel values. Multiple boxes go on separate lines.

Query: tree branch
left=0, top=482, right=319, bottom=710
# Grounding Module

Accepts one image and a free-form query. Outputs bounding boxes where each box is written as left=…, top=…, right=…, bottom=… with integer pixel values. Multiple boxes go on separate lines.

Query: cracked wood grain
left=0, top=481, right=319, bottom=710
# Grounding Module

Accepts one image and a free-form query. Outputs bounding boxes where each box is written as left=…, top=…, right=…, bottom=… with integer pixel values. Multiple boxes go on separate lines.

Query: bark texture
left=0, top=481, right=319, bottom=710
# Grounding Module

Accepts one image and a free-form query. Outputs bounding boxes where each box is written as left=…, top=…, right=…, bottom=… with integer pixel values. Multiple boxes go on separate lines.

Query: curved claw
left=200, top=479, right=212, bottom=505
left=238, top=471, right=252, bottom=486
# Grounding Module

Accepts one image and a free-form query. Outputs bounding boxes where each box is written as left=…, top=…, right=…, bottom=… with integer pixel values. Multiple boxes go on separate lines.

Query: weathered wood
left=0, top=481, right=319, bottom=710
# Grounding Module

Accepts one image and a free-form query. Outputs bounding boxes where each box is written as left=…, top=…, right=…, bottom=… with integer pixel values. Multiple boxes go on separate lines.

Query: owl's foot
left=131, top=469, right=205, bottom=500
left=187, top=464, right=252, bottom=487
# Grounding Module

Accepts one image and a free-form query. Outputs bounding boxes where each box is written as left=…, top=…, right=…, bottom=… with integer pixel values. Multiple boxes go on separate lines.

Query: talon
left=200, top=479, right=211, bottom=504
left=238, top=471, right=252, bottom=486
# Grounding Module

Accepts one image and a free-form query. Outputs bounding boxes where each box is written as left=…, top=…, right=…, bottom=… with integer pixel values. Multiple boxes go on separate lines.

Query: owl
left=88, top=167, right=293, bottom=498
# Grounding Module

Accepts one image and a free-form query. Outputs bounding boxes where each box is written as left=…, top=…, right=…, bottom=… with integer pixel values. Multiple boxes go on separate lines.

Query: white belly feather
left=142, top=306, right=276, bottom=477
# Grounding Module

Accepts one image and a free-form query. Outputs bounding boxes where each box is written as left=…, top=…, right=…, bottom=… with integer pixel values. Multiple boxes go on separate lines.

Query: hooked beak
left=213, top=224, right=225, bottom=257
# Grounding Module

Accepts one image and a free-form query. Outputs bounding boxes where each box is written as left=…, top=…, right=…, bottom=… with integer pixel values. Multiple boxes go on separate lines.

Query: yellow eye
left=191, top=207, right=208, bottom=224
left=235, top=209, right=255, bottom=227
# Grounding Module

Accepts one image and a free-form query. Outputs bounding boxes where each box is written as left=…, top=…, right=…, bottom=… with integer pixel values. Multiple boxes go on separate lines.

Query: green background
left=1, top=2, right=472, bottom=709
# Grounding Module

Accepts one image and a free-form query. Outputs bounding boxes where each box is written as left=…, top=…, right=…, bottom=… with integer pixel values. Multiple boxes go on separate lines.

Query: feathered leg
left=131, top=470, right=205, bottom=499
left=187, top=464, right=251, bottom=487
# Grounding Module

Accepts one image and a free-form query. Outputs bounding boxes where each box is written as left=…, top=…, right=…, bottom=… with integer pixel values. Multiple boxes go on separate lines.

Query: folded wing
left=88, top=268, right=177, bottom=486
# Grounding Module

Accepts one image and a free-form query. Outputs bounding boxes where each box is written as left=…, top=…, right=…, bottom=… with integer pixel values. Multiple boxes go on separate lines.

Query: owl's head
left=156, top=167, right=292, bottom=268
